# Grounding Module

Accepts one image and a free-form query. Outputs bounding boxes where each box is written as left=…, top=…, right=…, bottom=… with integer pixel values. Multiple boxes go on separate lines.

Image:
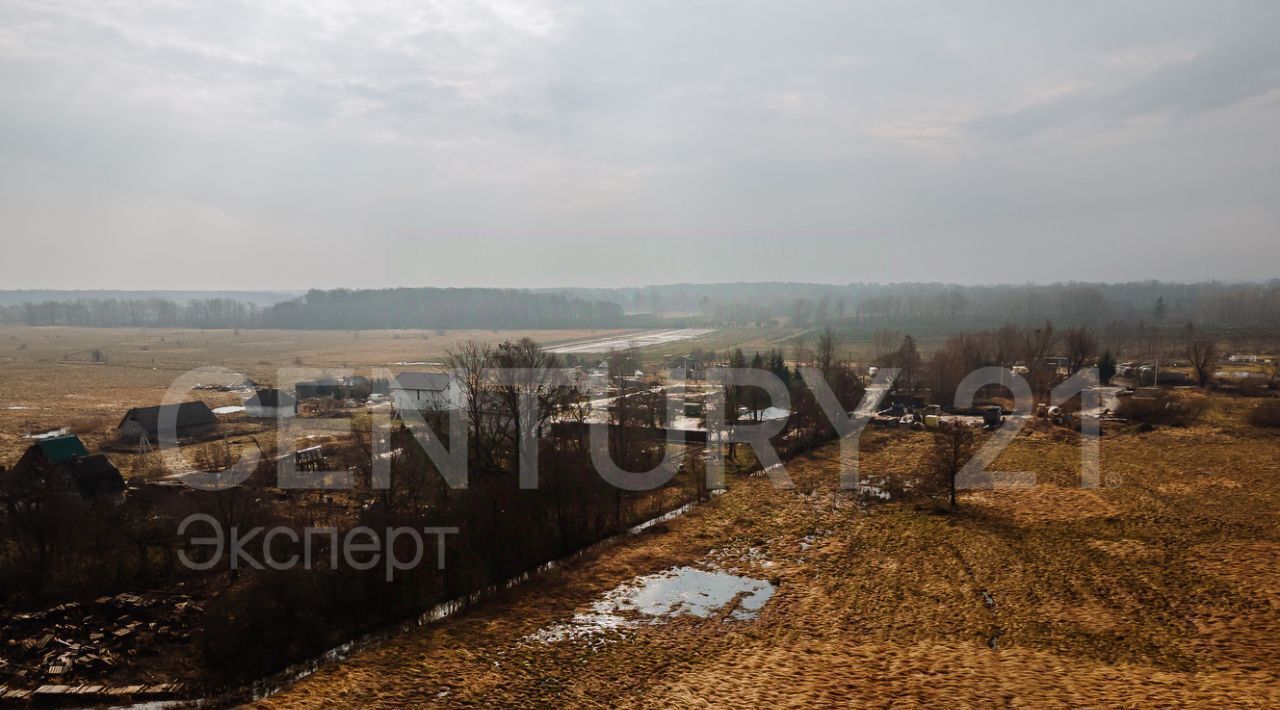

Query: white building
left=391, top=372, right=463, bottom=412
left=588, top=360, right=611, bottom=389
left=245, top=389, right=297, bottom=419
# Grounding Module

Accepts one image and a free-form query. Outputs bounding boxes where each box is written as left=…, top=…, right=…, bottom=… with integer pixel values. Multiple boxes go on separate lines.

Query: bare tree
left=872, top=330, right=903, bottom=361
left=815, top=327, right=838, bottom=378
left=492, top=338, right=563, bottom=471
left=1186, top=338, right=1219, bottom=387
left=1062, top=326, right=1098, bottom=374
left=1020, top=320, right=1057, bottom=399
left=992, top=324, right=1021, bottom=367
left=893, top=335, right=922, bottom=391
left=791, top=333, right=810, bottom=368
left=927, top=422, right=976, bottom=511
left=930, top=333, right=988, bottom=405
left=446, top=340, right=493, bottom=470
left=747, top=351, right=768, bottom=420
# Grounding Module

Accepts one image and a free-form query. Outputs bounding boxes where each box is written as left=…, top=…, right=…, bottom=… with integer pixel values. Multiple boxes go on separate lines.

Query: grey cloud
left=1, top=1, right=1278, bottom=289
left=971, top=14, right=1280, bottom=140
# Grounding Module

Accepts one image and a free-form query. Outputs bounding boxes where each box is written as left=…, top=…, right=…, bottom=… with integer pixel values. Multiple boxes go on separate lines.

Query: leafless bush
left=1248, top=399, right=1280, bottom=428
left=192, top=441, right=237, bottom=472
left=1117, top=393, right=1210, bottom=427
left=68, top=416, right=110, bottom=436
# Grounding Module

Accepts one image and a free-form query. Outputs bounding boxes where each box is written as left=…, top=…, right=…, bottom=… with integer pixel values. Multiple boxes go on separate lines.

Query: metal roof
left=391, top=372, right=453, bottom=391
left=118, top=401, right=217, bottom=435
left=35, top=435, right=89, bottom=464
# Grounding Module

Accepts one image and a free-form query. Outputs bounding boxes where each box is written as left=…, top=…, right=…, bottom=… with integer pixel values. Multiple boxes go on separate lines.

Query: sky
left=1, top=0, right=1278, bottom=290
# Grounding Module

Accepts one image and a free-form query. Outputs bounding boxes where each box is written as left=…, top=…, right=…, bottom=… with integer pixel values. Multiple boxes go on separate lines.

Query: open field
left=0, top=325, right=809, bottom=476
left=0, top=326, right=635, bottom=473
left=256, top=395, right=1280, bottom=707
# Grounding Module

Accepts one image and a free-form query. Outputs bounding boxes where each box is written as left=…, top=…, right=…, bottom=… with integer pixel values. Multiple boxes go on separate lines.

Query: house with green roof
left=7, top=434, right=126, bottom=503
left=14, top=434, right=89, bottom=470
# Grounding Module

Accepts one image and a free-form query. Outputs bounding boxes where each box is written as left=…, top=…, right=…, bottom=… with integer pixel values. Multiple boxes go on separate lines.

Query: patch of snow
left=528, top=566, right=775, bottom=643
left=548, top=329, right=716, bottom=355
left=753, top=406, right=791, bottom=421
left=24, top=427, right=70, bottom=440
left=857, top=484, right=891, bottom=500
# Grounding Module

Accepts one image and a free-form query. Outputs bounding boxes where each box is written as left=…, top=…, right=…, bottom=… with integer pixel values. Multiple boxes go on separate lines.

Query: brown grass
left=6, top=325, right=1280, bottom=704
left=0, top=325, right=635, bottom=475
left=253, top=406, right=1280, bottom=707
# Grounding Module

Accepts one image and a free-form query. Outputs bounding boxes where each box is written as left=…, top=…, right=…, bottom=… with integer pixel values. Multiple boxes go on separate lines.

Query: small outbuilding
left=245, top=389, right=298, bottom=419
left=295, top=377, right=340, bottom=400
left=390, top=372, right=462, bottom=412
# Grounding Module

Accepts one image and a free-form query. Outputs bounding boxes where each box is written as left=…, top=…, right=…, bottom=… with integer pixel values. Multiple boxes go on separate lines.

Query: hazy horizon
left=3, top=1, right=1280, bottom=290
left=1, top=275, right=1279, bottom=299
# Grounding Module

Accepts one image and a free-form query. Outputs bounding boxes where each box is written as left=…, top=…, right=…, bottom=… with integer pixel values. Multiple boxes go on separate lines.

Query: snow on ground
left=1080, top=386, right=1124, bottom=418
left=527, top=565, right=775, bottom=643
left=548, top=329, right=716, bottom=354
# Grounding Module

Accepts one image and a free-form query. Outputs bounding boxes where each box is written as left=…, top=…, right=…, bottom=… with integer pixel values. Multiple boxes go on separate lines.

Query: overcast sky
left=1, top=1, right=1278, bottom=290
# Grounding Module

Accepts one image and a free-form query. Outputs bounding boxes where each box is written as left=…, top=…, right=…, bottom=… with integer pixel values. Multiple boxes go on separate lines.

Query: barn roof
left=247, top=389, right=296, bottom=408
left=119, top=401, right=217, bottom=435
left=391, top=372, right=453, bottom=391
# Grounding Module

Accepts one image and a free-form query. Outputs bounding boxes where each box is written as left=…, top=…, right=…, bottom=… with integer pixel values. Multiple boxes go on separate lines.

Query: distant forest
left=0, top=289, right=297, bottom=307
left=552, top=280, right=1280, bottom=330
left=1, top=281, right=1279, bottom=331
left=0, top=288, right=626, bottom=330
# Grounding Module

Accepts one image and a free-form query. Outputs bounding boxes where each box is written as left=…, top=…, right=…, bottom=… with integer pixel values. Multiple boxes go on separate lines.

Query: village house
left=587, top=358, right=645, bottom=389
left=14, top=432, right=89, bottom=471
left=8, top=434, right=126, bottom=503
left=665, top=355, right=707, bottom=382
left=390, top=372, right=463, bottom=412
left=244, top=389, right=298, bottom=419
left=117, top=401, right=217, bottom=443
left=294, top=377, right=341, bottom=400
left=560, top=366, right=589, bottom=391
left=337, top=375, right=373, bottom=399
left=587, top=359, right=610, bottom=388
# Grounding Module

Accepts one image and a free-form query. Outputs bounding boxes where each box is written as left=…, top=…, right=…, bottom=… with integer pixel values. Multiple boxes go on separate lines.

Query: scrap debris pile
left=0, top=592, right=201, bottom=700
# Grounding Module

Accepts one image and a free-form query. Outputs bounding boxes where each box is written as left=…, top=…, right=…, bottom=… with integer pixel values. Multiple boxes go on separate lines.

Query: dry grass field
left=6, top=324, right=1279, bottom=706
left=0, top=324, right=836, bottom=477
left=255, top=397, right=1280, bottom=708
left=0, top=325, right=639, bottom=474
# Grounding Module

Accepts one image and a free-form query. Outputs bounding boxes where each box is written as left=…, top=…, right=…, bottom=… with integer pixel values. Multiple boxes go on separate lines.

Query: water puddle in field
left=528, top=566, right=775, bottom=643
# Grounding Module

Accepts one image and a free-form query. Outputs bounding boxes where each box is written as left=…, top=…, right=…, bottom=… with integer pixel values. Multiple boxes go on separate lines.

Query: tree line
left=6, top=281, right=1280, bottom=332
left=0, top=288, right=627, bottom=330
left=556, top=280, right=1280, bottom=330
